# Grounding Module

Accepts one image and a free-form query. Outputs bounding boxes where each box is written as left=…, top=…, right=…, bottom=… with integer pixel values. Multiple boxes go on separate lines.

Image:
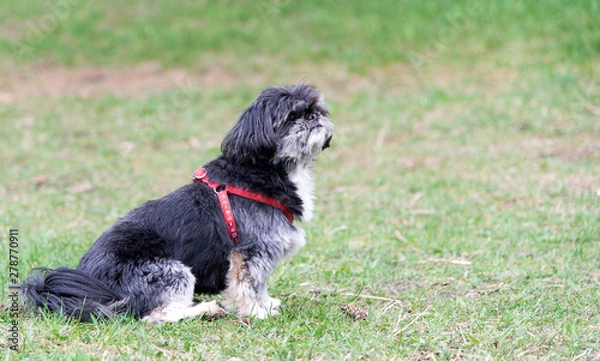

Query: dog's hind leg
left=143, top=300, right=225, bottom=324
left=116, top=259, right=225, bottom=324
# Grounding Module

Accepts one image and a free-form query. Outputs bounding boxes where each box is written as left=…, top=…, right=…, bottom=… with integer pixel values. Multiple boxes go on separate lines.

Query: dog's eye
left=306, top=113, right=318, bottom=121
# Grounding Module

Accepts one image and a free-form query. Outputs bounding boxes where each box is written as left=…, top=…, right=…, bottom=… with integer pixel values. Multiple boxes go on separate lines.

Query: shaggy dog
left=22, top=83, right=334, bottom=323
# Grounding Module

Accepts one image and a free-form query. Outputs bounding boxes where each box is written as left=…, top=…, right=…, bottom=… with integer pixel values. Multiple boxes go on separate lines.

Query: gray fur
left=21, top=83, right=333, bottom=322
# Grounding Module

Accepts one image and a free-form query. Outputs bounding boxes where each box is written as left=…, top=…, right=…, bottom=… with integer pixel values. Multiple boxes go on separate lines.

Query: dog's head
left=221, top=84, right=334, bottom=168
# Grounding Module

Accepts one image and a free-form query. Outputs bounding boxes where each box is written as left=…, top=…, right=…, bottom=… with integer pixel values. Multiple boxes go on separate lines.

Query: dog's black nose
left=322, top=135, right=333, bottom=150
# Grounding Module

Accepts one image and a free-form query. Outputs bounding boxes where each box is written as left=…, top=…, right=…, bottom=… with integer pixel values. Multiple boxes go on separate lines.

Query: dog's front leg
left=222, top=250, right=280, bottom=318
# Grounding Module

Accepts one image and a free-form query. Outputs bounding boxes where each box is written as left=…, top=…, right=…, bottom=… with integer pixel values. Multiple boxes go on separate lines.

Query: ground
left=1, top=1, right=599, bottom=360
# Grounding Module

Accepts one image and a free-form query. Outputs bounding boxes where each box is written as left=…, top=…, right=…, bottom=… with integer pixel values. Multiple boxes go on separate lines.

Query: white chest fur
left=289, top=165, right=315, bottom=222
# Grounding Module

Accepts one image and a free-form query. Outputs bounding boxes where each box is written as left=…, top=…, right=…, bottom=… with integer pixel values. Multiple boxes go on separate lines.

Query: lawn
left=1, top=0, right=599, bottom=359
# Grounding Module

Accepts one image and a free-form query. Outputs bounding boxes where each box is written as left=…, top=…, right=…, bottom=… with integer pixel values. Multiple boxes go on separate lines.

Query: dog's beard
left=275, top=116, right=334, bottom=167
left=220, top=83, right=333, bottom=169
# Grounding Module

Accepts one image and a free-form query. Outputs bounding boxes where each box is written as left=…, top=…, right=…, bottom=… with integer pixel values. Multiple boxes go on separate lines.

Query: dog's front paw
left=267, top=297, right=281, bottom=309
left=203, top=300, right=228, bottom=319
left=222, top=300, right=281, bottom=319
left=142, top=300, right=227, bottom=324
left=248, top=304, right=280, bottom=319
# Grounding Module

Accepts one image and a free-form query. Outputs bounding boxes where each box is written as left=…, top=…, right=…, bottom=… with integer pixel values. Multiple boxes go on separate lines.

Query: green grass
left=1, top=0, right=600, bottom=359
left=1, top=0, right=598, bottom=70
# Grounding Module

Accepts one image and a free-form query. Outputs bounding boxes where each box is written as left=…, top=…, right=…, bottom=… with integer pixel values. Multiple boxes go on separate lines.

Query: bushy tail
left=21, top=267, right=128, bottom=322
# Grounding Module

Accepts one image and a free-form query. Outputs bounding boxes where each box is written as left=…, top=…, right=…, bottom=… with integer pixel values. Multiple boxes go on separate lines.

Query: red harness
left=193, top=167, right=294, bottom=246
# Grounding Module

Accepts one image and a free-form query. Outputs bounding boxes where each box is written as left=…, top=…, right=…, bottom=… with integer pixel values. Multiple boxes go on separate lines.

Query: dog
left=21, top=83, right=334, bottom=323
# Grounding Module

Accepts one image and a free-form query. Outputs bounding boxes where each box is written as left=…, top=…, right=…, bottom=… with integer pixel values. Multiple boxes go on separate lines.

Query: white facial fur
left=276, top=113, right=333, bottom=221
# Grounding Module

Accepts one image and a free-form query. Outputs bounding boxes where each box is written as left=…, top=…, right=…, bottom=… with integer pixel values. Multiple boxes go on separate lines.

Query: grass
left=1, top=0, right=600, bottom=359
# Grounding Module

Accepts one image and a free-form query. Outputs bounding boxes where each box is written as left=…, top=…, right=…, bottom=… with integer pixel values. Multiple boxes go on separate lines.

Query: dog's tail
left=21, top=267, right=128, bottom=322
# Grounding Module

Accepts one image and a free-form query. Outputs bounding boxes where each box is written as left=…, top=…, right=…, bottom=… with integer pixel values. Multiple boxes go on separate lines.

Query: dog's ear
left=221, top=97, right=278, bottom=164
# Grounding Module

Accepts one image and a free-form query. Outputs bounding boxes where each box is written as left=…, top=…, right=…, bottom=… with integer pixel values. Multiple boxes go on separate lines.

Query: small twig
left=383, top=300, right=403, bottom=313
left=410, top=209, right=435, bottom=215
left=326, top=225, right=348, bottom=236
left=457, top=323, right=468, bottom=344
left=394, top=305, right=431, bottom=336
left=394, top=230, right=408, bottom=244
left=406, top=192, right=423, bottom=207
left=341, top=293, right=400, bottom=303
left=374, top=121, right=389, bottom=151
left=418, top=257, right=472, bottom=266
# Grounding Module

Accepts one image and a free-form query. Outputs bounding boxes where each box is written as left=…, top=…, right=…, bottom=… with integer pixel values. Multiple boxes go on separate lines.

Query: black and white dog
left=22, top=83, right=334, bottom=323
